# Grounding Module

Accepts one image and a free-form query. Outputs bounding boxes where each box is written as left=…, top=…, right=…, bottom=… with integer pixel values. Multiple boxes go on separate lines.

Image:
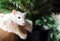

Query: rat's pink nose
left=23, top=23, right=25, bottom=25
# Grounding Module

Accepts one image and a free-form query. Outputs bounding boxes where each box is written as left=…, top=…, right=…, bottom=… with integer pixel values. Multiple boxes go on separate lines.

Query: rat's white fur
left=1, top=11, right=26, bottom=26
left=0, top=10, right=32, bottom=39
left=0, top=19, right=27, bottom=39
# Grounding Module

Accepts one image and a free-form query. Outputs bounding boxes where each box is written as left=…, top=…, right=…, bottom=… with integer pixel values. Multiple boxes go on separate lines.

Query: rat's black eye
left=18, top=17, right=20, bottom=19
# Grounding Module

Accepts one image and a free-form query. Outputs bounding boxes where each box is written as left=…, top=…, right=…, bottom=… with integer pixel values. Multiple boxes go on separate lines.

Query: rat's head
left=12, top=10, right=26, bottom=26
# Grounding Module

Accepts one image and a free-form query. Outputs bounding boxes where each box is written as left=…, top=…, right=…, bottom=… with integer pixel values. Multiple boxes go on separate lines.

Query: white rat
left=1, top=10, right=26, bottom=26
left=0, top=10, right=32, bottom=39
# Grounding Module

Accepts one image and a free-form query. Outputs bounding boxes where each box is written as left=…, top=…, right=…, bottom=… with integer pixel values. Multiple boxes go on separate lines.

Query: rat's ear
left=23, top=12, right=26, bottom=16
left=24, top=13, right=26, bottom=15
left=12, top=9, right=17, bottom=15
